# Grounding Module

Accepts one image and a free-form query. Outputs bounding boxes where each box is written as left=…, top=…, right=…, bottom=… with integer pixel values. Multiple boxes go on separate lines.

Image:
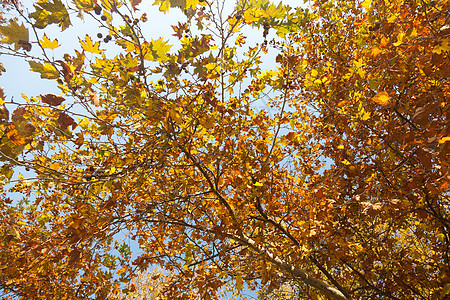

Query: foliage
left=0, top=0, right=448, bottom=299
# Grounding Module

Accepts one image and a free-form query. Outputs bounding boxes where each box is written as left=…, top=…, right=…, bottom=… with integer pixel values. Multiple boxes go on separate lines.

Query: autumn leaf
left=393, top=32, right=405, bottom=46
left=55, top=60, right=73, bottom=82
left=6, top=128, right=26, bottom=146
left=439, top=136, right=450, bottom=144
left=28, top=61, right=59, bottom=79
left=88, top=87, right=101, bottom=107
left=0, top=20, right=29, bottom=50
left=40, top=34, right=60, bottom=49
left=74, top=0, right=95, bottom=10
left=236, top=274, right=244, bottom=291
left=370, top=47, right=381, bottom=58
left=41, top=94, right=65, bottom=106
left=372, top=91, right=390, bottom=106
left=79, top=35, right=103, bottom=54
left=57, top=112, right=76, bottom=130
left=30, top=0, right=71, bottom=30
left=143, top=38, right=172, bottom=61
left=130, top=0, right=142, bottom=10
left=170, top=0, right=186, bottom=9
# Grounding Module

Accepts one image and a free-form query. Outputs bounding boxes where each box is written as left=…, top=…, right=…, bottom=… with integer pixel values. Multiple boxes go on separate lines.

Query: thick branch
left=241, top=235, right=350, bottom=300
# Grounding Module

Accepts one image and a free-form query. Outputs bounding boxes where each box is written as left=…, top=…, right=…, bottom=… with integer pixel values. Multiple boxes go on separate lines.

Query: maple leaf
left=130, top=0, right=142, bottom=10
left=28, top=61, right=59, bottom=79
left=143, top=38, right=172, bottom=61
left=172, top=22, right=188, bottom=38
left=30, top=0, right=72, bottom=30
left=6, top=128, right=26, bottom=146
left=79, top=35, right=103, bottom=54
left=0, top=20, right=29, bottom=50
left=40, top=34, right=60, bottom=50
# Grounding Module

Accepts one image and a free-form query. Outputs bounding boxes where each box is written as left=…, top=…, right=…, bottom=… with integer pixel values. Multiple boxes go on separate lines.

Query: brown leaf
left=361, top=201, right=383, bottom=217
left=11, top=107, right=27, bottom=125
left=41, top=94, right=65, bottom=106
left=57, top=112, right=76, bottom=130
left=55, top=60, right=73, bottom=82
left=131, top=0, right=142, bottom=10
left=18, top=40, right=32, bottom=51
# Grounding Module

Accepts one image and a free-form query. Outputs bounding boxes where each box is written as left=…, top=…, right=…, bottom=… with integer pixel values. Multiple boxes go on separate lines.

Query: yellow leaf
left=433, top=38, right=450, bottom=54
left=243, top=9, right=260, bottom=23
left=408, top=27, right=417, bottom=39
left=362, top=0, right=372, bottom=10
left=40, top=33, right=60, bottom=49
left=117, top=266, right=127, bottom=275
left=439, top=136, right=450, bottom=144
left=186, top=0, right=199, bottom=8
left=236, top=274, right=244, bottom=291
left=337, top=145, right=345, bottom=149
left=341, top=159, right=351, bottom=165
left=9, top=227, right=20, bottom=239
left=393, top=32, right=405, bottom=46
left=253, top=181, right=263, bottom=187
left=200, top=116, right=214, bottom=129
left=74, top=0, right=94, bottom=10
left=79, top=35, right=102, bottom=54
left=156, top=0, right=170, bottom=12
left=372, top=91, right=390, bottom=106
left=29, top=61, right=59, bottom=79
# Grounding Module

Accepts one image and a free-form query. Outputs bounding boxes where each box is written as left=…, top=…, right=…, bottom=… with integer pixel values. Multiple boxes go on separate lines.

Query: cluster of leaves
left=0, top=0, right=448, bottom=299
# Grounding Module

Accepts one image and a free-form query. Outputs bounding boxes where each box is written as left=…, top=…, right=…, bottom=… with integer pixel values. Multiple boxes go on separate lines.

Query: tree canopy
left=0, top=0, right=448, bottom=299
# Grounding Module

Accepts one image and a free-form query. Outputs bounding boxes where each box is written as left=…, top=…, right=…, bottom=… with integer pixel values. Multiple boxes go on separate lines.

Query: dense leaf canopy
left=0, top=0, right=448, bottom=299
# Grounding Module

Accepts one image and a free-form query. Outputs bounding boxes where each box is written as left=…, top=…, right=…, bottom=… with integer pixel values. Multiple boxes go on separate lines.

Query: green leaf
left=29, top=61, right=59, bottom=79
left=29, top=0, right=71, bottom=31
left=0, top=20, right=29, bottom=50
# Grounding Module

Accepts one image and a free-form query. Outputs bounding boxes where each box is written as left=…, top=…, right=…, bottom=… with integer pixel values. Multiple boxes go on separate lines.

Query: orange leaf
left=7, top=128, right=26, bottom=146
left=88, top=88, right=101, bottom=107
left=372, top=91, right=390, bottom=106
left=371, top=47, right=381, bottom=58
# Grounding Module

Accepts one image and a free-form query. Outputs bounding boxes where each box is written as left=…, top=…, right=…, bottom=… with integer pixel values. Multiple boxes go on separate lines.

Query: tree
left=0, top=0, right=448, bottom=299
